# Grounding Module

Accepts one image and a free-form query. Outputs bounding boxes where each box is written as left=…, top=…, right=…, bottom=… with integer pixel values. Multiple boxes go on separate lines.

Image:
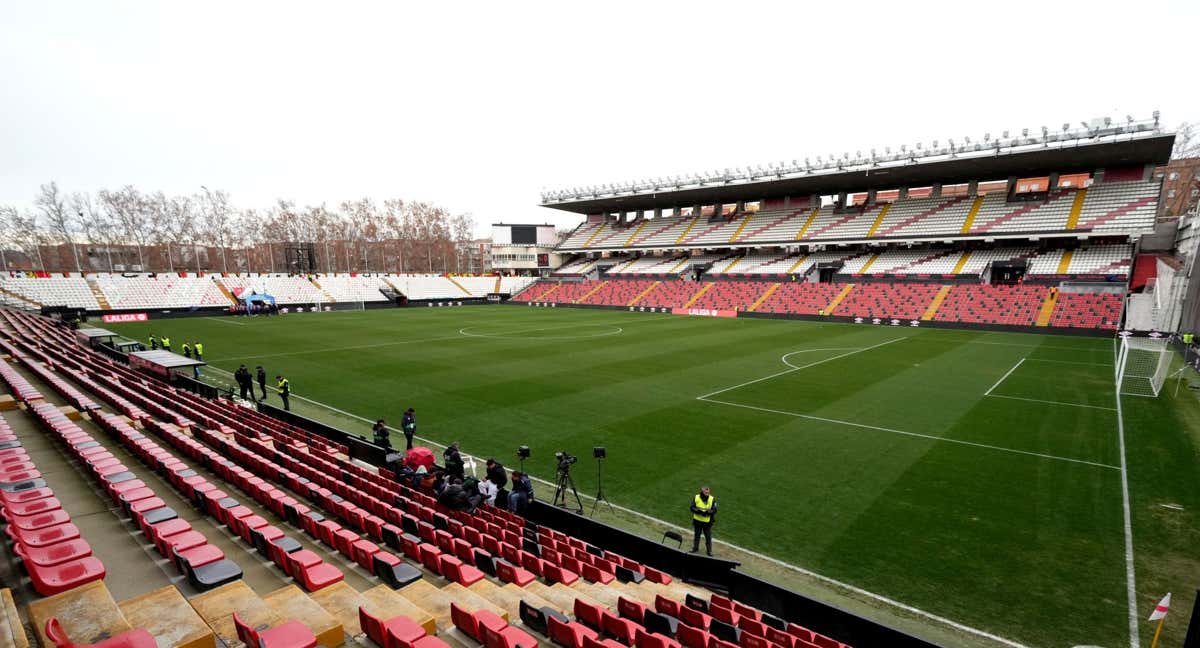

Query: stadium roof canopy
left=540, top=120, right=1174, bottom=215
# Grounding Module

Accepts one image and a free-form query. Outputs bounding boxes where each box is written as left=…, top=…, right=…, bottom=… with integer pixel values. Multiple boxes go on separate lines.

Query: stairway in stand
left=310, top=279, right=337, bottom=303
left=1035, top=287, right=1059, bottom=327
left=445, top=276, right=474, bottom=296
left=85, top=278, right=112, bottom=310
left=213, top=277, right=238, bottom=305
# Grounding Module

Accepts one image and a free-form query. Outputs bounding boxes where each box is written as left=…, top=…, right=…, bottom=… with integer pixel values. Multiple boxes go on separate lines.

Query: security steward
left=256, top=366, right=268, bottom=400
left=148, top=334, right=158, bottom=350
left=689, top=486, right=717, bottom=556
left=234, top=365, right=252, bottom=401
left=181, top=341, right=192, bottom=358
left=160, top=336, right=171, bottom=352
left=194, top=341, right=204, bottom=361
left=275, top=375, right=290, bottom=411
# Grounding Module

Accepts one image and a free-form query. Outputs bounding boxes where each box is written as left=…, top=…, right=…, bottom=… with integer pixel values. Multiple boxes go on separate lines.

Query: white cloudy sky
left=1, top=1, right=1197, bottom=236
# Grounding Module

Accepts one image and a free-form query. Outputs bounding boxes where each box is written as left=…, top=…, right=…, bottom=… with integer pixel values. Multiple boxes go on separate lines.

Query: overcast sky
left=2, top=1, right=1197, bottom=237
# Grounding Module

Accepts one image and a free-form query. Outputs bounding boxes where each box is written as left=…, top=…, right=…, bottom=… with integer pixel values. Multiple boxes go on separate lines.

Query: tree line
left=0, top=182, right=480, bottom=274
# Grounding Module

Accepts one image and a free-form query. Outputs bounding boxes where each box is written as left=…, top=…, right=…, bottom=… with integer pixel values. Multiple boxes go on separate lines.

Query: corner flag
left=1149, top=593, right=1171, bottom=648
left=1149, top=593, right=1171, bottom=621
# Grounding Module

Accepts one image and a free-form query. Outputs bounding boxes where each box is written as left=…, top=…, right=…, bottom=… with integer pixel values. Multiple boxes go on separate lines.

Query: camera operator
left=485, top=458, right=508, bottom=490
left=443, top=442, right=464, bottom=479
left=372, top=419, right=392, bottom=448
left=507, top=470, right=534, bottom=514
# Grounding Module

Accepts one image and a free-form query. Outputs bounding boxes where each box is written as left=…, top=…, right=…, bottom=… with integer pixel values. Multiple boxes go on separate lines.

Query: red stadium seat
left=233, top=612, right=317, bottom=648
left=45, top=617, right=156, bottom=648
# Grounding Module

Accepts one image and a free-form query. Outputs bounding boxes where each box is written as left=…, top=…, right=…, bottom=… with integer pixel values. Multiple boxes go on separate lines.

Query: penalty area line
left=696, top=337, right=908, bottom=400
left=984, top=357, right=1026, bottom=396
left=984, top=393, right=1117, bottom=412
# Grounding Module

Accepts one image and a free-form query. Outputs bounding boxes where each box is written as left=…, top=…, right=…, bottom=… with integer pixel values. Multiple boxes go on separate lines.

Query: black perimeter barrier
left=256, top=401, right=393, bottom=467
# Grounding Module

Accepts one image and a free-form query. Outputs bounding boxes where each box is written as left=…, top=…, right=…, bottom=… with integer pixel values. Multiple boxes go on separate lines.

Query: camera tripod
left=591, top=457, right=613, bottom=517
left=553, top=469, right=583, bottom=514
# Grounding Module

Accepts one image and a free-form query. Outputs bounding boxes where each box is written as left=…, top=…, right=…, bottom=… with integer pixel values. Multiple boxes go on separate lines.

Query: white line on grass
left=985, top=358, right=1026, bottom=396
left=208, top=312, right=682, bottom=362
left=210, top=369, right=1032, bottom=648
left=1115, top=390, right=1140, bottom=648
left=205, top=317, right=247, bottom=326
left=984, top=393, right=1117, bottom=412
left=696, top=338, right=907, bottom=400
left=699, top=397, right=1119, bottom=470
left=1022, top=357, right=1114, bottom=367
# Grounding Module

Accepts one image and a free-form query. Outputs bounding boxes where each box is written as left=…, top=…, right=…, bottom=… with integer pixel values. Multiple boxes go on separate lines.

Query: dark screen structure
left=511, top=226, right=537, bottom=244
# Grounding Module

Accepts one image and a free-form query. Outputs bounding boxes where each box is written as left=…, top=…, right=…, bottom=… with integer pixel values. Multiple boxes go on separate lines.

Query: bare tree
left=0, top=205, right=18, bottom=271
left=35, top=181, right=81, bottom=272
left=72, top=192, right=116, bottom=272
left=149, top=192, right=198, bottom=273
left=9, top=209, right=46, bottom=271
left=1173, top=122, right=1200, bottom=159
left=100, top=186, right=154, bottom=271
left=198, top=188, right=235, bottom=273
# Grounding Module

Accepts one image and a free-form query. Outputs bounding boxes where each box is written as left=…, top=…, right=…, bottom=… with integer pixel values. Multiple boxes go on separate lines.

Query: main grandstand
left=519, top=118, right=1173, bottom=334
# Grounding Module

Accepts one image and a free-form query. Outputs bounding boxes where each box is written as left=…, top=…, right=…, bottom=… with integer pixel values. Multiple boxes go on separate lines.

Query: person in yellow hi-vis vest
left=275, top=375, right=290, bottom=411
left=689, top=486, right=718, bottom=556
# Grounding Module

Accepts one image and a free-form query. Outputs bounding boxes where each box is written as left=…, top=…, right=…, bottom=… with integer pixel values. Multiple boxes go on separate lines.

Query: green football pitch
left=106, top=306, right=1200, bottom=648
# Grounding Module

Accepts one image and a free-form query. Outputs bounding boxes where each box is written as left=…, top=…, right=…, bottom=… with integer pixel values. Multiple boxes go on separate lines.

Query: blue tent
left=241, top=293, right=276, bottom=306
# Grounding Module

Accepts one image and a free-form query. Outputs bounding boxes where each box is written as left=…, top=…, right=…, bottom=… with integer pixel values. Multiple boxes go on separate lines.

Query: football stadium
left=2, top=5, right=1200, bottom=648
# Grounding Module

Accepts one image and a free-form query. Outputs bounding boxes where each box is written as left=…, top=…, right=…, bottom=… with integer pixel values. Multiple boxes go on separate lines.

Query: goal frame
left=1115, top=335, right=1173, bottom=398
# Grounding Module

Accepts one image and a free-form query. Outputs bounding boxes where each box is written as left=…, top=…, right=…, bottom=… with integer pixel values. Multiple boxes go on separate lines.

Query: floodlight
left=1104, top=117, right=1112, bottom=126
left=1002, top=130, right=1009, bottom=138
left=1080, top=121, right=1089, bottom=129
left=1126, top=115, right=1134, bottom=123
left=1041, top=126, right=1048, bottom=136
left=1062, top=123, right=1070, bottom=132
left=1021, top=128, right=1028, bottom=137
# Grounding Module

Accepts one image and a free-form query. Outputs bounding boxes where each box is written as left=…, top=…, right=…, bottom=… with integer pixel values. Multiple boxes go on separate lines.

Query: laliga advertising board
left=101, top=313, right=148, bottom=323
left=671, top=308, right=737, bottom=318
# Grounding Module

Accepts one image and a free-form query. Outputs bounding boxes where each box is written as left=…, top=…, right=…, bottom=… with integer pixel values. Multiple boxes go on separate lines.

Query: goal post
left=1115, top=336, right=1173, bottom=398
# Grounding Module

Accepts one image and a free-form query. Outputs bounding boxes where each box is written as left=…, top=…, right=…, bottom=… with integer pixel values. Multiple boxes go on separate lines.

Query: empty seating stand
left=0, top=411, right=106, bottom=596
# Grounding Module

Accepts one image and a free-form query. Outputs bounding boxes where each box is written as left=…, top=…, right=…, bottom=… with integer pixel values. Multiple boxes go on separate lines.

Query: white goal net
left=1115, top=337, right=1172, bottom=397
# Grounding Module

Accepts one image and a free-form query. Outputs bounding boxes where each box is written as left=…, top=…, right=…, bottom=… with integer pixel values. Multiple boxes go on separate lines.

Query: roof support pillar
left=1048, top=172, right=1060, bottom=191
left=931, top=183, right=942, bottom=199
left=967, top=181, right=978, bottom=196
